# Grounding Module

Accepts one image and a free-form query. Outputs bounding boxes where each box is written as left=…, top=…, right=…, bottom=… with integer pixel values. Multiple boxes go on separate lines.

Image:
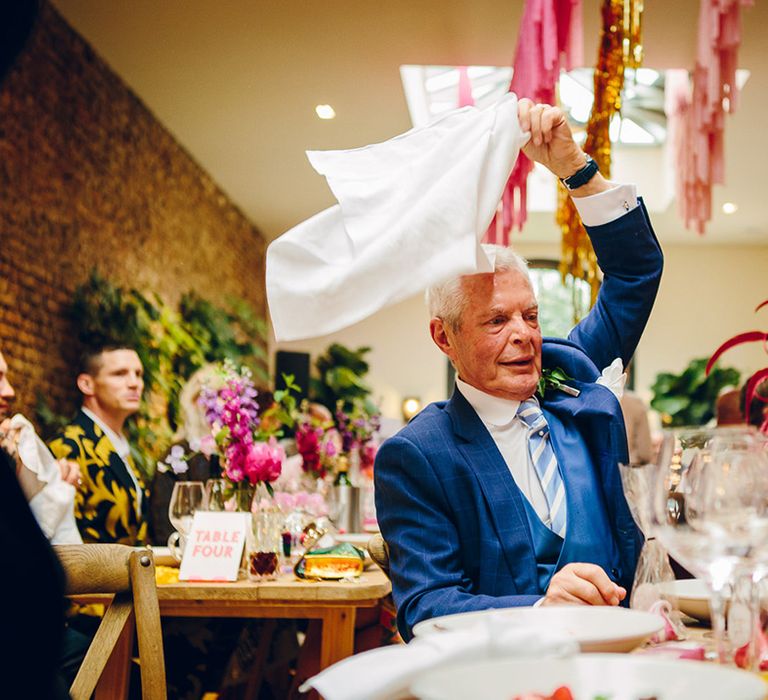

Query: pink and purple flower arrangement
left=197, top=362, right=285, bottom=488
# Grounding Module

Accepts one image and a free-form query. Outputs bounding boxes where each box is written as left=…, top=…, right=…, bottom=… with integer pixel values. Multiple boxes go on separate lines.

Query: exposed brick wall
left=0, top=2, right=266, bottom=426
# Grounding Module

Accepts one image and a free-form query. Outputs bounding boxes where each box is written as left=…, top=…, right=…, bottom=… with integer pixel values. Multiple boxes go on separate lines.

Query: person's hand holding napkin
left=300, top=613, right=578, bottom=700
left=266, top=93, right=528, bottom=342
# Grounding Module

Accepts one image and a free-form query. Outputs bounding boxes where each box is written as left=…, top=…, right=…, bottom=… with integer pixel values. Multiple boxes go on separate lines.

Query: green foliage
left=537, top=366, right=574, bottom=398
left=178, top=293, right=268, bottom=386
left=311, top=343, right=376, bottom=414
left=650, top=357, right=741, bottom=427
left=267, top=373, right=301, bottom=433
left=39, top=270, right=268, bottom=480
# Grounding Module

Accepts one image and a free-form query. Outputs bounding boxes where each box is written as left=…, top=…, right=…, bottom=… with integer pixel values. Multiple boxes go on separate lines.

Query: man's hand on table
left=541, top=562, right=626, bottom=606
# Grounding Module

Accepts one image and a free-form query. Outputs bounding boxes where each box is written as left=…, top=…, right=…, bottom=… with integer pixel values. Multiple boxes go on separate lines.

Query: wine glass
left=168, top=481, right=205, bottom=561
left=650, top=427, right=768, bottom=662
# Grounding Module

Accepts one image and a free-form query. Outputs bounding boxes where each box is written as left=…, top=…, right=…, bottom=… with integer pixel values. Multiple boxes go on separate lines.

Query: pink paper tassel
left=666, top=0, right=753, bottom=234
left=482, top=0, right=582, bottom=243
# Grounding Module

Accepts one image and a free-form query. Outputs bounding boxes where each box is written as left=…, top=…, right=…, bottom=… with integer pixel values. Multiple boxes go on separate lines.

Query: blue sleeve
left=374, top=435, right=540, bottom=642
left=567, top=200, right=663, bottom=371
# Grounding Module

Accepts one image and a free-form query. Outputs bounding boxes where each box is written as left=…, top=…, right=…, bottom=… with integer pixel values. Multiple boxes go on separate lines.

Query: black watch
left=560, top=155, right=599, bottom=190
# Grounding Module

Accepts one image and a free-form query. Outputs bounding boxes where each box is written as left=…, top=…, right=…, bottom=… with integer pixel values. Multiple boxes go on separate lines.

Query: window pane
left=528, top=264, right=592, bottom=338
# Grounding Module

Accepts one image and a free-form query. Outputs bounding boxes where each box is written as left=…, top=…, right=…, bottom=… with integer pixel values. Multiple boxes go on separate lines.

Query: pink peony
left=243, top=438, right=284, bottom=485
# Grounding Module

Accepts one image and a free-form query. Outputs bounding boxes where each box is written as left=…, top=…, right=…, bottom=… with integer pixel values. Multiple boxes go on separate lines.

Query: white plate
left=656, top=579, right=720, bottom=621
left=412, top=606, right=663, bottom=653
left=410, top=654, right=767, bottom=700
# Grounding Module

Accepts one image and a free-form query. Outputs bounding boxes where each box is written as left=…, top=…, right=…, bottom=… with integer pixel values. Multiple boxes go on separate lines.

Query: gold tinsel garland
left=556, top=0, right=643, bottom=311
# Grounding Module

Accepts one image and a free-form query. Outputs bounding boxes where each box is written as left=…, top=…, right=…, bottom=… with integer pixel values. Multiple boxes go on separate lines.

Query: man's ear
left=429, top=318, right=454, bottom=359
left=76, top=373, right=95, bottom=397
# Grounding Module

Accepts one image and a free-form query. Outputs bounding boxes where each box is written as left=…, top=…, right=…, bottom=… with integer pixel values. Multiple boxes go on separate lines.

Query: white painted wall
left=272, top=241, right=768, bottom=423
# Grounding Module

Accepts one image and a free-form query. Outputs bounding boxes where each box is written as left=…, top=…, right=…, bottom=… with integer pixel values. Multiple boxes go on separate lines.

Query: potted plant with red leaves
left=706, top=299, right=768, bottom=433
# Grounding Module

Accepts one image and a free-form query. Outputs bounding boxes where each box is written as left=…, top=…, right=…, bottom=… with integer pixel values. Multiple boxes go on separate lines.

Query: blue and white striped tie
left=516, top=399, right=567, bottom=538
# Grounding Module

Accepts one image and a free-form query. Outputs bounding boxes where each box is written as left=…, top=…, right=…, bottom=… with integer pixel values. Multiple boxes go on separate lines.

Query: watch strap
left=561, top=155, right=599, bottom=190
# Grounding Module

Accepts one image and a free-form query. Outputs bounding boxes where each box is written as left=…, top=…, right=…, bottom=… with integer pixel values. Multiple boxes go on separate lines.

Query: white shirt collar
left=455, top=377, right=524, bottom=427
left=81, top=407, right=130, bottom=459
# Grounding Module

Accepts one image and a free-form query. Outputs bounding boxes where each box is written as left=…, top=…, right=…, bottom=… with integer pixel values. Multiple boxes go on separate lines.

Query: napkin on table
left=300, top=613, right=578, bottom=700
left=267, top=93, right=528, bottom=342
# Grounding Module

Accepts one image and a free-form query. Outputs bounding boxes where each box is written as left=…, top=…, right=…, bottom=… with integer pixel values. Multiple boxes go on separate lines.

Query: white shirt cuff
left=533, top=596, right=545, bottom=608
left=572, top=183, right=638, bottom=227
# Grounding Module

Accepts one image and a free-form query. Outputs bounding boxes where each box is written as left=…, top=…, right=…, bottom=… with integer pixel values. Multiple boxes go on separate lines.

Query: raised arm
left=518, top=98, right=663, bottom=369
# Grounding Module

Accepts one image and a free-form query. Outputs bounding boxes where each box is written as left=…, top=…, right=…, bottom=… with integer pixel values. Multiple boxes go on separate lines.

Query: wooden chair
left=56, top=544, right=167, bottom=700
left=366, top=533, right=390, bottom=580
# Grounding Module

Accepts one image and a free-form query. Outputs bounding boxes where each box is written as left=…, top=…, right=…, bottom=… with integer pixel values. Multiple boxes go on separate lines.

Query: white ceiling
left=52, top=0, right=768, bottom=246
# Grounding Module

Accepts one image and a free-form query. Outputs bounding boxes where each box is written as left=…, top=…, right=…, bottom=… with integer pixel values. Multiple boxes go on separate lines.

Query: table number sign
left=178, top=511, right=249, bottom=582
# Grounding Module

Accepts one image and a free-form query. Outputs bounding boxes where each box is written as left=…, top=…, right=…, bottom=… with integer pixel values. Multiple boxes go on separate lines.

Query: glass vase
left=247, top=485, right=283, bottom=581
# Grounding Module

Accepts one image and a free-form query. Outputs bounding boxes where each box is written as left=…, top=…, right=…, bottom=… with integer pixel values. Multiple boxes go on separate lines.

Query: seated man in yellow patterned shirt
left=49, top=344, right=149, bottom=545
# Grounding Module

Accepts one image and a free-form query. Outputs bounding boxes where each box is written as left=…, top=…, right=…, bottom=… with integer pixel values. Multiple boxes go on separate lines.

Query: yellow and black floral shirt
left=49, top=410, right=149, bottom=545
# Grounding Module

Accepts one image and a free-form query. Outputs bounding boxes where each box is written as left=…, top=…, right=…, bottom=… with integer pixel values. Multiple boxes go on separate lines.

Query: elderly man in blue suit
left=374, top=98, right=663, bottom=641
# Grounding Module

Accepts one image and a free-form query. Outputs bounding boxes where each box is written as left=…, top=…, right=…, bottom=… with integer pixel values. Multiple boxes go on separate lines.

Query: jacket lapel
left=445, top=389, right=539, bottom=593
left=76, top=410, right=137, bottom=497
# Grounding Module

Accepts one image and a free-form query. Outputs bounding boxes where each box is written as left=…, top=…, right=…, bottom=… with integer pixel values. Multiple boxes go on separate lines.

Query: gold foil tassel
left=556, top=0, right=644, bottom=314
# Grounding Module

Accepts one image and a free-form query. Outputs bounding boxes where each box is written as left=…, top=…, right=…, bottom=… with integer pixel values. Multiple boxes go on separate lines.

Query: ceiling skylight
left=401, top=65, right=750, bottom=150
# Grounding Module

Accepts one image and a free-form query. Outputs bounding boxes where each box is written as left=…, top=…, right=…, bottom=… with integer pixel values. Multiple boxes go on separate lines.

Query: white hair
left=425, top=244, right=532, bottom=330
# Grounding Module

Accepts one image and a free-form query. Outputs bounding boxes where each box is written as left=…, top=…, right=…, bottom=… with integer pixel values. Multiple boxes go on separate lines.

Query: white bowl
left=412, top=606, right=663, bottom=653
left=410, top=654, right=767, bottom=700
left=656, top=579, right=722, bottom=621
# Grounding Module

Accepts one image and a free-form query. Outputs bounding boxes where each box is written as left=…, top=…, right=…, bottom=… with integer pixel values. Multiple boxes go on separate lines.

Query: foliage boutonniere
left=537, top=367, right=580, bottom=398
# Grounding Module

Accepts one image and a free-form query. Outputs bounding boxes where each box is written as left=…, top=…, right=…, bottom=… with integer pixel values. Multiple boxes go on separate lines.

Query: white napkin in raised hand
left=267, top=93, right=528, bottom=342
left=300, top=614, right=578, bottom=700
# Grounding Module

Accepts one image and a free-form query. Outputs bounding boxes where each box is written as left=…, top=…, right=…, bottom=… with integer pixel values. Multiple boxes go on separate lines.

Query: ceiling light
left=722, top=202, right=738, bottom=214
left=315, top=104, right=336, bottom=120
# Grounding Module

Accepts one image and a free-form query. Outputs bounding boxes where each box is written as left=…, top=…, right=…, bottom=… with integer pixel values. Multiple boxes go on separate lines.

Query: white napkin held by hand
left=11, top=414, right=82, bottom=544
left=266, top=93, right=528, bottom=341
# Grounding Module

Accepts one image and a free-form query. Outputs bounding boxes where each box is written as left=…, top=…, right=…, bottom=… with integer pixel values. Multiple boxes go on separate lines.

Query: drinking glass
left=204, top=478, right=229, bottom=511
left=650, top=427, right=768, bottom=662
left=168, top=480, right=205, bottom=561
left=246, top=488, right=284, bottom=581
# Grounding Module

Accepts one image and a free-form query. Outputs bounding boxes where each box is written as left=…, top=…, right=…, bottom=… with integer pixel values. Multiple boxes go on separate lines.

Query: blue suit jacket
left=374, top=202, right=663, bottom=641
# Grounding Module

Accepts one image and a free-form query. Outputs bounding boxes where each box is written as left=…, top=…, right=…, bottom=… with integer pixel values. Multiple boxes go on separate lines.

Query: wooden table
left=76, top=568, right=392, bottom=699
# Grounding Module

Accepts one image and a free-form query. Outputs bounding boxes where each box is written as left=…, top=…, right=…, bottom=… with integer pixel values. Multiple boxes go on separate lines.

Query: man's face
left=432, top=269, right=543, bottom=401
left=81, top=349, right=144, bottom=417
left=0, top=351, right=15, bottom=420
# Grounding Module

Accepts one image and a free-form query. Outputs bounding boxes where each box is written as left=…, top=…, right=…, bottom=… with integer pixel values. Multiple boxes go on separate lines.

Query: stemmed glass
left=168, top=481, right=205, bottom=561
left=650, top=427, right=768, bottom=663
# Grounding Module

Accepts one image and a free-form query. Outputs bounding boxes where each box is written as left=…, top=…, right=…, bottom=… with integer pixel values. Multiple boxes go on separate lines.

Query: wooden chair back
left=56, top=544, right=167, bottom=700
left=366, top=533, right=390, bottom=580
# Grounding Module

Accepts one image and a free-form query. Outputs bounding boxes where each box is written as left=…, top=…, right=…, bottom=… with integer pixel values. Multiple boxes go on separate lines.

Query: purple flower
left=162, top=444, right=189, bottom=475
